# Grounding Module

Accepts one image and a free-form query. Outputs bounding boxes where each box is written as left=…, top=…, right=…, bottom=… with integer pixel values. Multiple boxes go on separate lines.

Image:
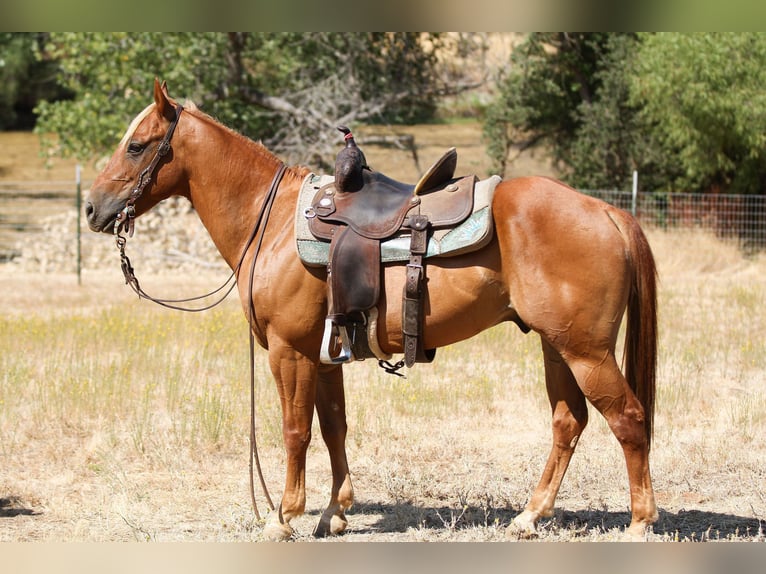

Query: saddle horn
left=334, top=126, right=368, bottom=193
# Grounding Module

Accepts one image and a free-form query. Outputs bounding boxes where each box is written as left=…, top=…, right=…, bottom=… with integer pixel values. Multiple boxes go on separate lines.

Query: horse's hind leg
left=565, top=352, right=657, bottom=540
left=508, top=339, right=588, bottom=538
left=313, top=363, right=354, bottom=537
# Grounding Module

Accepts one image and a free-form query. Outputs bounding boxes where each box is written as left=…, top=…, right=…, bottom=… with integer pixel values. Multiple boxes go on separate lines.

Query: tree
left=0, top=33, right=70, bottom=130
left=33, top=33, right=448, bottom=166
left=481, top=32, right=657, bottom=191
left=567, top=34, right=674, bottom=192
left=482, top=33, right=619, bottom=179
left=485, top=32, right=766, bottom=195
left=630, top=32, right=766, bottom=194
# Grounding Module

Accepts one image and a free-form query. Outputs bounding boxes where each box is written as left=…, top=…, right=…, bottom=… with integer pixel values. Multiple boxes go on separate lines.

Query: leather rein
left=112, top=103, right=280, bottom=520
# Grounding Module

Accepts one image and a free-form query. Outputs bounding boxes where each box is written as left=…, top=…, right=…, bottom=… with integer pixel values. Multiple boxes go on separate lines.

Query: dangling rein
left=112, top=103, right=283, bottom=522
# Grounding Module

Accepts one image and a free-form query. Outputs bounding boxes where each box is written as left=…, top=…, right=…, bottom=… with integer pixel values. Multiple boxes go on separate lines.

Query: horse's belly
left=377, top=253, right=511, bottom=353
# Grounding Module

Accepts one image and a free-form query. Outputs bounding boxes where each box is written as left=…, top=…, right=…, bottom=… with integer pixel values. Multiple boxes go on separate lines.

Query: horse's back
left=493, top=175, right=633, bottom=252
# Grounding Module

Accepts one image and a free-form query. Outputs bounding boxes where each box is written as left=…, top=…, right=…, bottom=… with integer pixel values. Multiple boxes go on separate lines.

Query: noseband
left=114, top=103, right=184, bottom=239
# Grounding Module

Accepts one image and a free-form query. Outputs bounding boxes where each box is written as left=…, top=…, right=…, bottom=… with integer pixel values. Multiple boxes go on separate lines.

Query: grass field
left=1, top=129, right=765, bottom=542
left=1, top=228, right=764, bottom=542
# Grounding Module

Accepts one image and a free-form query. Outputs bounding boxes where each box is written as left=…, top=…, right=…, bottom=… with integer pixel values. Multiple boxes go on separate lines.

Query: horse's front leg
left=313, top=363, right=354, bottom=537
left=261, top=345, right=317, bottom=541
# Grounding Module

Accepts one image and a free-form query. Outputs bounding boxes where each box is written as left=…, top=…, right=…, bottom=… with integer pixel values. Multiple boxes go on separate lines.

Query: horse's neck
left=183, top=123, right=301, bottom=270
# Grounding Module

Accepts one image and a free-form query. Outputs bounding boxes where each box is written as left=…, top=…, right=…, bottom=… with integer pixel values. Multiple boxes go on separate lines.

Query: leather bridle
left=114, top=103, right=184, bottom=239
left=111, top=102, right=280, bottom=520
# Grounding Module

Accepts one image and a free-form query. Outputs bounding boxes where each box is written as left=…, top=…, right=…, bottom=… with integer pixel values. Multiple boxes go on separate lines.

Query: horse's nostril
left=85, top=201, right=94, bottom=220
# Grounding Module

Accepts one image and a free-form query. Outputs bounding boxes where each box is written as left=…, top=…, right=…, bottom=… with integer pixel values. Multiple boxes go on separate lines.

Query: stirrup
left=319, top=318, right=354, bottom=364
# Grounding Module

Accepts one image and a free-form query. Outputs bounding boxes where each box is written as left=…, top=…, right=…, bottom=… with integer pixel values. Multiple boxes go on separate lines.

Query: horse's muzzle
left=84, top=193, right=122, bottom=233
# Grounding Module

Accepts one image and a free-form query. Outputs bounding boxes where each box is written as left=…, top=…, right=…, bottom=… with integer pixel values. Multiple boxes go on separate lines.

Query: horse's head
left=86, top=79, right=188, bottom=233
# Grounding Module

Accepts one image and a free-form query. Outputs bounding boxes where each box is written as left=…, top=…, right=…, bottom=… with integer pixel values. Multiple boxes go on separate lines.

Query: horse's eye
left=127, top=142, right=145, bottom=155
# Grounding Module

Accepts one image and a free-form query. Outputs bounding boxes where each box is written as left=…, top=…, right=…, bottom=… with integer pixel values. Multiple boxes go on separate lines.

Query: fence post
left=631, top=170, right=638, bottom=218
left=76, top=164, right=82, bottom=285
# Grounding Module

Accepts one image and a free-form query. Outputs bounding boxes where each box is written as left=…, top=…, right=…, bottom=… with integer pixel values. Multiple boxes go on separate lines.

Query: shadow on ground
left=323, top=501, right=764, bottom=541
left=0, top=496, right=41, bottom=518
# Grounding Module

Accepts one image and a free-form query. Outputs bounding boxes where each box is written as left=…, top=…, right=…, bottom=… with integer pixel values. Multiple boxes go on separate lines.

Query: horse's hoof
left=329, top=512, right=348, bottom=535
left=262, top=516, right=294, bottom=541
left=506, top=513, right=539, bottom=540
left=314, top=511, right=348, bottom=538
left=623, top=522, right=650, bottom=542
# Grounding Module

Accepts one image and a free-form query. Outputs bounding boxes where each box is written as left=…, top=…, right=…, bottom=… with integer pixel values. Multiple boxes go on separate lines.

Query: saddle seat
left=309, top=147, right=469, bottom=239
left=304, top=147, right=483, bottom=368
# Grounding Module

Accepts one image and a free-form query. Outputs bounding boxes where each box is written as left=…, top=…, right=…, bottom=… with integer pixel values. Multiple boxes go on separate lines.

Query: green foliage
left=357, top=32, right=442, bottom=124
left=630, top=32, right=766, bottom=194
left=482, top=33, right=617, bottom=178
left=34, top=33, right=263, bottom=160
left=485, top=32, right=766, bottom=194
left=32, top=33, right=443, bottom=162
left=0, top=33, right=69, bottom=130
left=279, top=32, right=441, bottom=124
left=0, top=33, right=30, bottom=128
left=567, top=34, right=675, bottom=192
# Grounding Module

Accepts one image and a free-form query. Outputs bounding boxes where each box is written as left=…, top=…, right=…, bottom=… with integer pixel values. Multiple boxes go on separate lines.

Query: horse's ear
left=153, top=78, right=175, bottom=122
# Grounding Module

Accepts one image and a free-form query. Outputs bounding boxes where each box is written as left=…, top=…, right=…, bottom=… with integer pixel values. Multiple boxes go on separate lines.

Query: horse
left=85, top=79, right=659, bottom=541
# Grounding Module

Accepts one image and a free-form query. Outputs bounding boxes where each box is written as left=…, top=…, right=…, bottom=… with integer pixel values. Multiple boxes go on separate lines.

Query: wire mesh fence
left=583, top=190, right=766, bottom=253
left=0, top=181, right=82, bottom=263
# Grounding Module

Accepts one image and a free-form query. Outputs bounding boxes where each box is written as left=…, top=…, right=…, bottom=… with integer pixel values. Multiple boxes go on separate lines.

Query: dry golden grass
left=1, top=118, right=552, bottom=184
left=0, top=132, right=101, bottom=183
left=1, top=129, right=765, bottom=542
left=1, top=229, right=765, bottom=542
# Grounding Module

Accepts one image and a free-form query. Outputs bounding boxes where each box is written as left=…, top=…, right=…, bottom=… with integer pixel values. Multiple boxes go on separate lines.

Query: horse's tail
left=623, top=217, right=658, bottom=451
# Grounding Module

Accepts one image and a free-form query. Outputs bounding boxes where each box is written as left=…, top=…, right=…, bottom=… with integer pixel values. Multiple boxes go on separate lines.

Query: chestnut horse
left=86, top=80, right=658, bottom=541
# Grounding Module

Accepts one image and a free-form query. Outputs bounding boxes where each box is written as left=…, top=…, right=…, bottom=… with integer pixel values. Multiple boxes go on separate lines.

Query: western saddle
left=306, top=133, right=481, bottom=370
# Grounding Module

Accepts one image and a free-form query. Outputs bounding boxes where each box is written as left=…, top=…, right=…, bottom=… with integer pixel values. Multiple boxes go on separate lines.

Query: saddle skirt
left=295, top=173, right=501, bottom=267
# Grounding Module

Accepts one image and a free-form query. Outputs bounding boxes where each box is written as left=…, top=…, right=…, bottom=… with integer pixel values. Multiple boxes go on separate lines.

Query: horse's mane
left=182, top=100, right=312, bottom=182
left=119, top=104, right=154, bottom=147
left=120, top=98, right=309, bottom=182
left=180, top=100, right=280, bottom=160
left=120, top=98, right=257, bottom=151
